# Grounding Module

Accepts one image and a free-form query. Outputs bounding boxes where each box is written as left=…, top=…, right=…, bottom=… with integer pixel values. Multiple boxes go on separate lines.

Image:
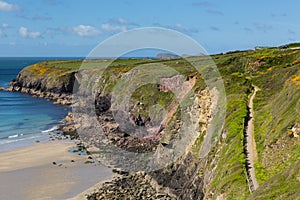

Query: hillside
left=5, top=43, right=300, bottom=199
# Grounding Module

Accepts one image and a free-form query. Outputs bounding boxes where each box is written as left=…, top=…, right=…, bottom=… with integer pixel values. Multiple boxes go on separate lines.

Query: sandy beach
left=0, top=141, right=113, bottom=200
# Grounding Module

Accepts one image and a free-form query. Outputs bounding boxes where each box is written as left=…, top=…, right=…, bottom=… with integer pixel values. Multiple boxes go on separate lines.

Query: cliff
left=6, top=43, right=300, bottom=199
left=8, top=61, right=78, bottom=105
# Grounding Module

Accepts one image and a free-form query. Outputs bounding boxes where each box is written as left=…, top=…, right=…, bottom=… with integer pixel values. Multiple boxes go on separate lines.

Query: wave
left=7, top=133, right=24, bottom=139
left=41, top=126, right=59, bottom=133
left=0, top=134, right=41, bottom=147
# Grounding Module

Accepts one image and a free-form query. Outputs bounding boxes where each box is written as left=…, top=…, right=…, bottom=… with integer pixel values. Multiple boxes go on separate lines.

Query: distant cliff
left=156, top=53, right=180, bottom=60
left=11, top=61, right=76, bottom=93
left=8, top=61, right=78, bottom=105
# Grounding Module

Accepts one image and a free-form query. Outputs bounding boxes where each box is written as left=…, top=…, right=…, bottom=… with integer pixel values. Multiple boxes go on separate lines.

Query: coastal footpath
left=2, top=44, right=300, bottom=199
left=244, top=85, right=260, bottom=192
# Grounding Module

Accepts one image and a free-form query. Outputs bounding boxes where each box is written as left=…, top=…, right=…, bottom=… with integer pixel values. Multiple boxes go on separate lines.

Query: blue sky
left=0, top=0, right=299, bottom=56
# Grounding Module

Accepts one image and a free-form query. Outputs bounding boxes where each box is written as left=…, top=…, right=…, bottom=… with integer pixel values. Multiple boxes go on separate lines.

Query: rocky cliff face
left=12, top=68, right=75, bottom=94
left=82, top=86, right=213, bottom=200
left=8, top=62, right=76, bottom=105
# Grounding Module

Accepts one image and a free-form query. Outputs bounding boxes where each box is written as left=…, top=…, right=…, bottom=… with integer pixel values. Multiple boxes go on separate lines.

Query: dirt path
left=245, top=85, right=259, bottom=192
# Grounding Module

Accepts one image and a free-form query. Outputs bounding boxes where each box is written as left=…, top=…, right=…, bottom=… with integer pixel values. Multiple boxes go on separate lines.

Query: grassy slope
left=249, top=48, right=300, bottom=199
left=206, top=46, right=300, bottom=199
left=22, top=44, right=300, bottom=199
left=206, top=52, right=251, bottom=199
left=250, top=160, right=300, bottom=200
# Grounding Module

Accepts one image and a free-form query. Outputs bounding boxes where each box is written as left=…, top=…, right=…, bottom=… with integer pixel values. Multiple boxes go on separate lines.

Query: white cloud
left=2, top=23, right=9, bottom=28
left=19, top=27, right=41, bottom=39
left=0, top=1, right=19, bottom=11
left=101, top=23, right=127, bottom=32
left=72, top=25, right=101, bottom=37
left=117, top=17, right=128, bottom=24
left=107, top=18, right=132, bottom=25
left=100, top=18, right=139, bottom=33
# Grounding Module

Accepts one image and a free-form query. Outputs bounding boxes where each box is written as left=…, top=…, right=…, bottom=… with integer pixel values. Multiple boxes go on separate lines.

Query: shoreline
left=0, top=84, right=77, bottom=152
left=0, top=140, right=114, bottom=200
left=0, top=85, right=74, bottom=152
left=0, top=119, right=74, bottom=153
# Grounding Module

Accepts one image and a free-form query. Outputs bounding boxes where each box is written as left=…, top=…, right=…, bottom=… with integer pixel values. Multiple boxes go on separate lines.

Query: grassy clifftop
left=13, top=60, right=79, bottom=93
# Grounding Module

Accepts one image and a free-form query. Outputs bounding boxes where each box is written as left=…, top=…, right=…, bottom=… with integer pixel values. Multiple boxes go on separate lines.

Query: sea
left=0, top=57, right=80, bottom=152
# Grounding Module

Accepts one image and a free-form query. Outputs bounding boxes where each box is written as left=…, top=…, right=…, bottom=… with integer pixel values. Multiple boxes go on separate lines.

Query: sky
left=0, top=0, right=299, bottom=57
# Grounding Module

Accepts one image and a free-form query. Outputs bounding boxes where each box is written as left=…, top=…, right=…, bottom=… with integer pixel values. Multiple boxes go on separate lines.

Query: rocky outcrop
left=291, top=123, right=300, bottom=138
left=59, top=112, right=78, bottom=139
left=13, top=86, right=73, bottom=105
left=7, top=63, right=76, bottom=105
left=87, top=172, right=176, bottom=200
left=11, top=65, right=76, bottom=94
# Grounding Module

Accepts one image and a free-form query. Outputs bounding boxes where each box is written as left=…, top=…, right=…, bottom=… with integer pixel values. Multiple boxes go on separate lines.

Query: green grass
left=287, top=42, right=300, bottom=48
left=250, top=160, right=300, bottom=200
left=253, top=78, right=300, bottom=183
left=207, top=74, right=251, bottom=199
left=44, top=60, right=83, bottom=69
left=130, top=83, right=175, bottom=117
left=204, top=46, right=300, bottom=199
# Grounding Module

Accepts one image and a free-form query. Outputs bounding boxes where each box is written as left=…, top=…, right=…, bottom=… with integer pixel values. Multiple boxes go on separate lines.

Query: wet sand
left=0, top=141, right=113, bottom=200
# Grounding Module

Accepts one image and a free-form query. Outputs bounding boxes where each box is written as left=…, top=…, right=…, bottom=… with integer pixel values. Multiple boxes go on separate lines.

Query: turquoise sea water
left=0, top=58, right=79, bottom=151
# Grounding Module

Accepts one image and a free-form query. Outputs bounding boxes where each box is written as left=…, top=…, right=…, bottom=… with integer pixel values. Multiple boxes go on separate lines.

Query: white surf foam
left=41, top=126, right=59, bottom=133
left=8, top=133, right=24, bottom=139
